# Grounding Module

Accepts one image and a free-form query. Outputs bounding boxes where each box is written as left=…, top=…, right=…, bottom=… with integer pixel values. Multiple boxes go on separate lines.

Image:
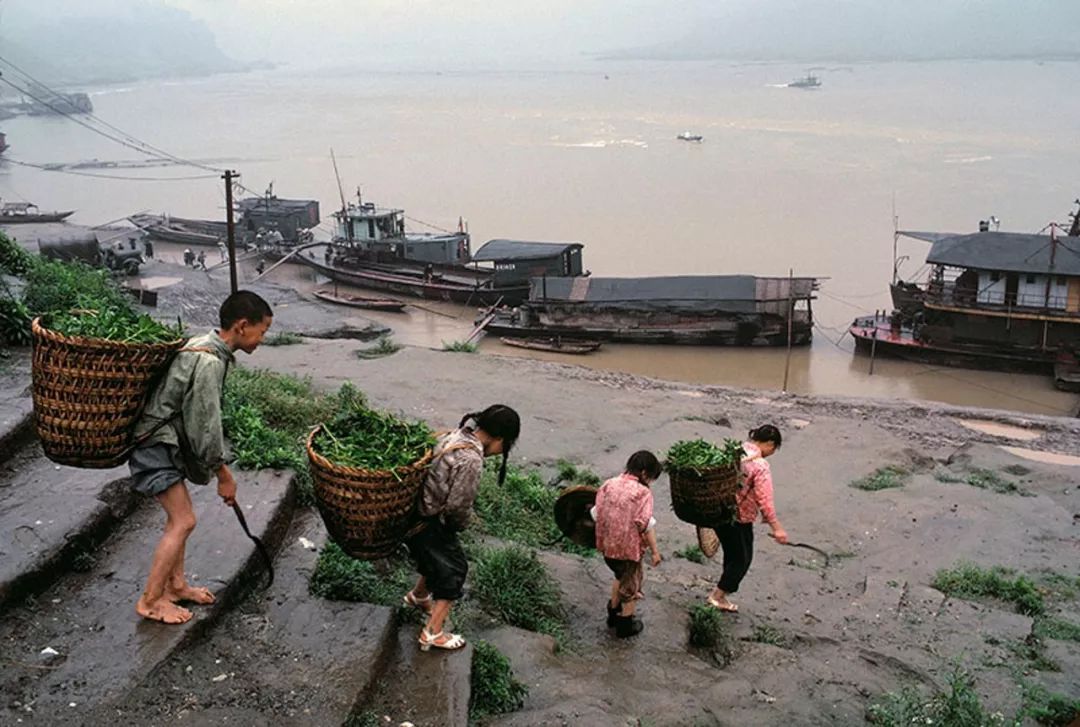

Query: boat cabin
left=239, top=195, right=320, bottom=242
left=471, top=239, right=585, bottom=285
left=903, top=231, right=1080, bottom=315
left=332, top=201, right=471, bottom=265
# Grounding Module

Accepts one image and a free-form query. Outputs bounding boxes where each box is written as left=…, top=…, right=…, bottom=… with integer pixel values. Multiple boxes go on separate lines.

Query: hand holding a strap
left=217, top=464, right=237, bottom=507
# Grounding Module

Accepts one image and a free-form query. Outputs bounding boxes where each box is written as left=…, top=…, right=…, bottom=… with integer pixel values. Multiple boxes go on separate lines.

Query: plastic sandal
left=403, top=591, right=433, bottom=613
left=707, top=595, right=739, bottom=613
left=418, top=628, right=467, bottom=652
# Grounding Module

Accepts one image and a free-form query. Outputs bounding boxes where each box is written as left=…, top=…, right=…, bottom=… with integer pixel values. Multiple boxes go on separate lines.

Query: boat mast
left=891, top=192, right=900, bottom=285
left=1069, top=198, right=1080, bottom=237
left=330, top=148, right=351, bottom=243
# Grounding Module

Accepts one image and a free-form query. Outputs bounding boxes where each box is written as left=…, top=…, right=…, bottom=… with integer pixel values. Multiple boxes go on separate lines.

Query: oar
left=231, top=502, right=275, bottom=589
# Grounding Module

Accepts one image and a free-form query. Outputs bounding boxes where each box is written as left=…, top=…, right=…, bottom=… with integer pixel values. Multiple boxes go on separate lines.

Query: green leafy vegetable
left=665, top=438, right=744, bottom=472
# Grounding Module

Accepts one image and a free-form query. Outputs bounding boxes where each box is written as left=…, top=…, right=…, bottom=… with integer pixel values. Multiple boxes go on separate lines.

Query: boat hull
left=312, top=290, right=406, bottom=312
left=297, top=252, right=528, bottom=306
left=499, top=337, right=601, bottom=354
left=486, top=319, right=812, bottom=346
left=0, top=211, right=75, bottom=224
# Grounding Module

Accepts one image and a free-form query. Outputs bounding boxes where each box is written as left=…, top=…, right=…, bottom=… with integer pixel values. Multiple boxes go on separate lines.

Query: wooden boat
left=313, top=289, right=406, bottom=312
left=500, top=337, right=601, bottom=354
left=129, top=213, right=231, bottom=246
left=0, top=201, right=74, bottom=224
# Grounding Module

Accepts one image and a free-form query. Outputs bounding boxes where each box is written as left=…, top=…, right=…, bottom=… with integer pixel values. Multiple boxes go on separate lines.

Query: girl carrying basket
left=402, top=404, right=521, bottom=652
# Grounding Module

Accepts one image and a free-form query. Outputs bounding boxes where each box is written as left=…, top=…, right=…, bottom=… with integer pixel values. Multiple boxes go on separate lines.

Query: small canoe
left=500, top=337, right=601, bottom=354
left=313, top=289, right=406, bottom=312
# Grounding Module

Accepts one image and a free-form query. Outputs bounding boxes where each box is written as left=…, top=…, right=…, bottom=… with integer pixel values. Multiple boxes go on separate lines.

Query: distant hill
left=0, top=3, right=246, bottom=86
left=601, top=0, right=1080, bottom=63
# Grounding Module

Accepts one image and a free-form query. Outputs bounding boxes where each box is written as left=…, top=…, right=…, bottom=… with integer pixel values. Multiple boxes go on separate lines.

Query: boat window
left=1025, top=274, right=1036, bottom=284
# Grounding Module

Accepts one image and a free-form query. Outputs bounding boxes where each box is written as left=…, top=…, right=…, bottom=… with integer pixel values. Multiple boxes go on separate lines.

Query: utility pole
left=782, top=268, right=795, bottom=392
left=223, top=170, right=239, bottom=293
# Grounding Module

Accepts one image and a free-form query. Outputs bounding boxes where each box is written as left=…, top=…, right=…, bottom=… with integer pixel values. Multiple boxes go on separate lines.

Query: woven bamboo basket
left=307, top=425, right=434, bottom=560
left=668, top=464, right=741, bottom=526
left=30, top=317, right=183, bottom=469
left=553, top=485, right=598, bottom=549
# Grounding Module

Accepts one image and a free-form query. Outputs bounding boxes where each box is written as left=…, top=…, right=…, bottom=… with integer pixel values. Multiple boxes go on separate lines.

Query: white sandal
left=418, top=627, right=467, bottom=652
left=403, top=590, right=433, bottom=613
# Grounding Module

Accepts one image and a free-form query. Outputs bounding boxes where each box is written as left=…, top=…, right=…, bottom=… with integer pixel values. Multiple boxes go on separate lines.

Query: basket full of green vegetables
left=307, top=408, right=436, bottom=560
left=665, top=438, right=746, bottom=526
left=31, top=310, right=184, bottom=469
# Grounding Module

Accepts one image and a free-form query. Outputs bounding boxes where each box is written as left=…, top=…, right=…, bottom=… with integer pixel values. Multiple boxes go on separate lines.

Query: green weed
left=965, top=468, right=1024, bottom=495
left=1033, top=617, right=1080, bottom=642
left=344, top=712, right=380, bottom=727
left=674, top=545, right=706, bottom=564
left=0, top=231, right=34, bottom=276
left=749, top=624, right=790, bottom=647
left=1020, top=683, right=1080, bottom=726
left=1005, top=638, right=1059, bottom=672
left=442, top=340, right=477, bottom=353
left=355, top=335, right=401, bottom=359
left=932, top=563, right=1044, bottom=616
left=850, top=465, right=909, bottom=491
left=471, top=544, right=567, bottom=643
left=309, top=541, right=414, bottom=609
left=469, top=640, right=528, bottom=720
left=687, top=604, right=738, bottom=667
left=553, top=459, right=602, bottom=487
left=866, top=669, right=1007, bottom=726
left=262, top=331, right=303, bottom=346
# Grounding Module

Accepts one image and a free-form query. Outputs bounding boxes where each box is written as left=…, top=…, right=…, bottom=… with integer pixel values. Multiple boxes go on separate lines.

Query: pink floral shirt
left=594, top=473, right=654, bottom=562
left=736, top=442, right=778, bottom=526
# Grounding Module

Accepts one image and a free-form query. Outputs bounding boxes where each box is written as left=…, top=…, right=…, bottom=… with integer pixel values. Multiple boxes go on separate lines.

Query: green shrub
left=674, top=545, right=705, bottom=564
left=932, top=563, right=1044, bottom=616
left=356, top=335, right=402, bottom=360
left=553, top=459, right=602, bottom=487
left=0, top=231, right=34, bottom=276
left=850, top=466, right=909, bottom=491
left=469, top=640, right=528, bottom=720
left=471, top=544, right=566, bottom=642
left=22, top=258, right=132, bottom=317
left=344, top=711, right=381, bottom=727
left=749, top=624, right=790, bottom=648
left=965, top=468, right=1024, bottom=495
left=0, top=295, right=32, bottom=346
left=309, top=541, right=414, bottom=607
left=867, top=669, right=1004, bottom=726
left=688, top=604, right=738, bottom=666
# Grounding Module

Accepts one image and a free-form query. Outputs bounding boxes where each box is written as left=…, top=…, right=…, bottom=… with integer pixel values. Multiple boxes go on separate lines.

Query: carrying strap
left=128, top=345, right=227, bottom=453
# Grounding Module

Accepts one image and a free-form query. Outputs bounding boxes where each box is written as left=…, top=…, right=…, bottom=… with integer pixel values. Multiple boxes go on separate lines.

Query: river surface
left=2, top=59, right=1078, bottom=416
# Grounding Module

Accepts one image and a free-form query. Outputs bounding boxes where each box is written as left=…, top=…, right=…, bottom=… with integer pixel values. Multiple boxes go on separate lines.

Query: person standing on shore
left=706, top=425, right=788, bottom=613
left=128, top=291, right=273, bottom=624
left=402, top=405, right=521, bottom=652
left=593, top=450, right=663, bottom=638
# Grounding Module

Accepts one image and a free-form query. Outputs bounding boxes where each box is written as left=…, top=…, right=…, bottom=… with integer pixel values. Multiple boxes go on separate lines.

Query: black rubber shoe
left=607, top=602, right=620, bottom=628
left=615, top=615, right=644, bottom=638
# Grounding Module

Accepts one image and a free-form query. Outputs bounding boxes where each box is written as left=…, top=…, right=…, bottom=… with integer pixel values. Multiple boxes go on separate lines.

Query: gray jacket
left=133, top=331, right=234, bottom=484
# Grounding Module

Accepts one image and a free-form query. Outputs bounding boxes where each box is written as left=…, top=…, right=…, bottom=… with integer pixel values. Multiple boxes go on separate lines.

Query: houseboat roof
left=472, top=239, right=583, bottom=262
left=237, top=196, right=318, bottom=215
left=923, top=231, right=1080, bottom=276
left=530, top=275, right=817, bottom=312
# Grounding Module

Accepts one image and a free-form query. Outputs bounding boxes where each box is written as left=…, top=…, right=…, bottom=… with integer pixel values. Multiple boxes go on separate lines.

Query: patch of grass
left=553, top=459, right=602, bottom=487
left=687, top=604, right=738, bottom=667
left=309, top=541, right=415, bottom=613
left=355, top=335, right=402, bottom=359
left=262, top=331, right=303, bottom=346
left=832, top=550, right=858, bottom=560
left=749, top=624, right=790, bottom=648
left=471, top=544, right=567, bottom=643
left=674, top=545, right=706, bottom=564
left=469, top=640, right=528, bottom=720
left=442, top=339, right=477, bottom=353
left=344, top=711, right=381, bottom=727
left=965, top=468, right=1024, bottom=495
left=866, top=669, right=1006, bottom=726
left=473, top=461, right=592, bottom=556
left=71, top=550, right=97, bottom=573
left=1036, top=572, right=1080, bottom=601
left=1020, top=683, right=1080, bottom=726
left=1006, top=638, right=1060, bottom=672
left=935, top=470, right=964, bottom=484
left=1033, top=617, right=1080, bottom=642
left=932, top=563, right=1044, bottom=616
left=850, top=465, right=909, bottom=491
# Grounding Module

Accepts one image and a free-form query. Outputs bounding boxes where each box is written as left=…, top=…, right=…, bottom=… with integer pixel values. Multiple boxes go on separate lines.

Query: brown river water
left=2, top=60, right=1078, bottom=416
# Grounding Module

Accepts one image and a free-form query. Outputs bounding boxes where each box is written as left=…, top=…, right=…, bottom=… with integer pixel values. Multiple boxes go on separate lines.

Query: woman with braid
left=403, top=405, right=521, bottom=652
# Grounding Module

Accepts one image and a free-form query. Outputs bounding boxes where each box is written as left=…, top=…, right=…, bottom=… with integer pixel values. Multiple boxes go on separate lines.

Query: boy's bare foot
left=136, top=597, right=194, bottom=624
left=165, top=584, right=216, bottom=605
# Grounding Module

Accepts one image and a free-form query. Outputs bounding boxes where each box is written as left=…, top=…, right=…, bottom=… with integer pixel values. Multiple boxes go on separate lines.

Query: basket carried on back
left=553, top=485, right=598, bottom=549
left=31, top=317, right=183, bottom=469
left=307, top=425, right=433, bottom=560
left=668, top=464, right=741, bottom=527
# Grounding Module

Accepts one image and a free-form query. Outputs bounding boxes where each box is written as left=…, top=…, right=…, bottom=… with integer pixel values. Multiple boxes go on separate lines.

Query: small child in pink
left=592, top=450, right=663, bottom=638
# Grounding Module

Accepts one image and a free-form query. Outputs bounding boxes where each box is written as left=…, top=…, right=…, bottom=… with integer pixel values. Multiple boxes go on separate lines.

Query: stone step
left=96, top=507, right=398, bottom=725
left=0, top=350, right=33, bottom=465
left=0, top=469, right=294, bottom=724
left=367, top=624, right=474, bottom=727
left=0, top=443, right=134, bottom=611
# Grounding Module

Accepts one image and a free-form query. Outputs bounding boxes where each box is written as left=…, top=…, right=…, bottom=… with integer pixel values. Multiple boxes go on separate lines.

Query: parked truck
left=38, top=230, right=145, bottom=275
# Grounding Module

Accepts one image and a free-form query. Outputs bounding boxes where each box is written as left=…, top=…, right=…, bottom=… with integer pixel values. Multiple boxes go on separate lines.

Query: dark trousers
left=716, top=522, right=754, bottom=594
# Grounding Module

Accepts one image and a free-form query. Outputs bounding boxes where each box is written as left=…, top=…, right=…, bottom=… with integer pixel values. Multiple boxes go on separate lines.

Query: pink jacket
left=736, top=442, right=778, bottom=526
left=594, top=473, right=654, bottom=561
